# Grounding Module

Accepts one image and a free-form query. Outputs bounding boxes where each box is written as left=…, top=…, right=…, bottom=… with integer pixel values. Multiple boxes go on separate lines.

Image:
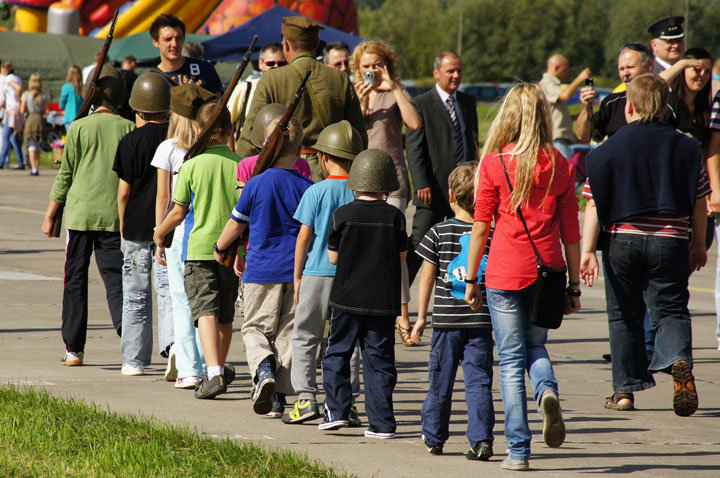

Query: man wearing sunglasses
left=577, top=42, right=694, bottom=143
left=228, top=42, right=287, bottom=139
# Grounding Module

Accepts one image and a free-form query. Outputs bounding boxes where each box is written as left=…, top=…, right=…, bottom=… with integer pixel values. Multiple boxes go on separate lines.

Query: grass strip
left=0, top=386, right=347, bottom=478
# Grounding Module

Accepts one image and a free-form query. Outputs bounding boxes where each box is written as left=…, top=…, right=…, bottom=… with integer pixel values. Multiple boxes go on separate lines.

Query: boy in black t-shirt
left=412, top=162, right=495, bottom=460
left=320, top=149, right=407, bottom=439
left=112, top=72, right=172, bottom=377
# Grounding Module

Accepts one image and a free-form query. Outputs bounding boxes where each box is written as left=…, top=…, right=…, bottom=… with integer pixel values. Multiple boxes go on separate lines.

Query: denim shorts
left=184, top=260, right=239, bottom=324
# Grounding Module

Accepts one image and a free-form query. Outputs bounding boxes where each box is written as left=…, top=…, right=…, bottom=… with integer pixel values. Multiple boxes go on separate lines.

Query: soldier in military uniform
left=237, top=17, right=367, bottom=182
left=648, top=16, right=686, bottom=74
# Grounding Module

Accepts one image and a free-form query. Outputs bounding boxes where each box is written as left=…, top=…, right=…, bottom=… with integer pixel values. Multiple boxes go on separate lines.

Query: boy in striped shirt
left=412, top=161, right=495, bottom=460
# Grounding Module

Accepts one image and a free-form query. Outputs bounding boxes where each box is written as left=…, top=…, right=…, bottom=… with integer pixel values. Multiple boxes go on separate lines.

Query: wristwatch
left=565, top=288, right=581, bottom=297
left=213, top=242, right=227, bottom=254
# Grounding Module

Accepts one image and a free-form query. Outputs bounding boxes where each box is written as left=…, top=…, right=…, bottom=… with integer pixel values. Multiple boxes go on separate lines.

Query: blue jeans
left=322, top=308, right=397, bottom=433
left=421, top=327, right=495, bottom=449
left=602, top=233, right=692, bottom=393
left=553, top=139, right=573, bottom=163
left=121, top=240, right=173, bottom=367
left=166, top=235, right=205, bottom=378
left=0, top=122, right=23, bottom=167
left=487, top=286, right=559, bottom=460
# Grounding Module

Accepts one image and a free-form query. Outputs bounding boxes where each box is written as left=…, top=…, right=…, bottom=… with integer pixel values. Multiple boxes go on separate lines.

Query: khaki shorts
left=184, top=260, right=239, bottom=325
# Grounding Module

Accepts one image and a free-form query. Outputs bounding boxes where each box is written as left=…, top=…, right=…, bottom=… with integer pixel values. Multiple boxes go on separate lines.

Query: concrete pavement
left=1, top=169, right=719, bottom=477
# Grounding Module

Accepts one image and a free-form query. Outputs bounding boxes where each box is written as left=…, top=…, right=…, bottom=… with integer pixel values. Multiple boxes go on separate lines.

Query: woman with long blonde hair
left=464, top=84, right=581, bottom=471
left=20, top=73, right=48, bottom=175
left=151, top=84, right=215, bottom=390
left=350, top=39, right=421, bottom=345
left=60, top=65, right=83, bottom=132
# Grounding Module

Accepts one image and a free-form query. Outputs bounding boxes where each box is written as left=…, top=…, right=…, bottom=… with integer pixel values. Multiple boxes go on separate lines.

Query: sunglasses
left=263, top=60, right=287, bottom=67
left=619, top=43, right=653, bottom=57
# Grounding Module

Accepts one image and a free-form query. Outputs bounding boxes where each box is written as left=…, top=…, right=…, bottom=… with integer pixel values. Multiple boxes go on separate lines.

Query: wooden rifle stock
left=184, top=35, right=259, bottom=162
left=74, top=10, right=119, bottom=121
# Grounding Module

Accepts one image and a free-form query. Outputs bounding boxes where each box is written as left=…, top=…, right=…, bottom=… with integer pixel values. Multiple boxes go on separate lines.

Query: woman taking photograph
left=464, top=84, right=581, bottom=471
left=350, top=40, right=421, bottom=345
left=20, top=73, right=48, bottom=176
left=60, top=65, right=83, bottom=132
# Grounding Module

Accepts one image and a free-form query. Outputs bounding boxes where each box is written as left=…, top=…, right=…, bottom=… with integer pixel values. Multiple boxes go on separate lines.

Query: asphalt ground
left=1, top=169, right=719, bottom=477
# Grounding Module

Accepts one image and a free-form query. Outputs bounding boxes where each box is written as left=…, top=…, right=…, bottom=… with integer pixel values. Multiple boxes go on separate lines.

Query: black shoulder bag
left=500, top=153, right=567, bottom=329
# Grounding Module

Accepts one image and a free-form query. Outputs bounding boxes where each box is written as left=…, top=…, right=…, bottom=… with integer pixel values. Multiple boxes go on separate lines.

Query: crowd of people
left=16, top=10, right=712, bottom=472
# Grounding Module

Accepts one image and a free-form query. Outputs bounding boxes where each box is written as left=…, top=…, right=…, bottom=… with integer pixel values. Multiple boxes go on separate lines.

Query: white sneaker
left=364, top=428, right=395, bottom=439
left=175, top=376, right=201, bottom=389
left=61, top=351, right=83, bottom=366
left=121, top=363, right=145, bottom=376
left=164, top=344, right=177, bottom=382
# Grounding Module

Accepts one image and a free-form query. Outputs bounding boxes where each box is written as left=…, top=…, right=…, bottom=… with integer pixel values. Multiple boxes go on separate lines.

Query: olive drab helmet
left=312, top=120, right=363, bottom=161
left=129, top=72, right=171, bottom=113
left=83, top=64, right=124, bottom=108
left=347, top=149, right=399, bottom=193
left=250, top=103, right=286, bottom=148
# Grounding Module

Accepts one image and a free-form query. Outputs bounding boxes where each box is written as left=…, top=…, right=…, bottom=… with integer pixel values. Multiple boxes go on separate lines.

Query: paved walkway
left=1, top=170, right=719, bottom=477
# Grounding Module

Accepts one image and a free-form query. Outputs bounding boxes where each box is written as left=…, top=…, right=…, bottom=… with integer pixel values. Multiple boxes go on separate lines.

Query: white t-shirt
left=2, top=74, right=22, bottom=110
left=151, top=138, right=189, bottom=237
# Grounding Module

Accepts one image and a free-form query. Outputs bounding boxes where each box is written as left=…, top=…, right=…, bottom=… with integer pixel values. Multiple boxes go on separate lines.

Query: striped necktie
left=446, top=96, right=465, bottom=164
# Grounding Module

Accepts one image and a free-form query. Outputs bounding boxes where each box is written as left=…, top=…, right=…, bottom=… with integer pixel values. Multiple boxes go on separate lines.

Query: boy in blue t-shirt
left=215, top=117, right=312, bottom=416
left=412, top=162, right=496, bottom=460
left=280, top=121, right=363, bottom=425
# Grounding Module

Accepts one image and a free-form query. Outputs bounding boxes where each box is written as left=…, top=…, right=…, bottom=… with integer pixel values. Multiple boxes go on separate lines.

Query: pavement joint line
left=0, top=205, right=45, bottom=215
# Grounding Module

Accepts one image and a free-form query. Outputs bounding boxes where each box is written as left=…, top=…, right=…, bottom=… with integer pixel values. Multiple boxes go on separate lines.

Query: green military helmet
left=129, top=72, right=171, bottom=113
left=312, top=120, right=363, bottom=161
left=83, top=64, right=125, bottom=109
left=250, top=103, right=286, bottom=148
left=347, top=148, right=399, bottom=193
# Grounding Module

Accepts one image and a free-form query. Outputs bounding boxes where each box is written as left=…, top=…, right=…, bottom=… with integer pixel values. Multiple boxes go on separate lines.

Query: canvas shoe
left=61, top=351, right=83, bottom=366
left=194, top=374, right=227, bottom=399
left=121, top=363, right=145, bottom=376
left=540, top=389, right=565, bottom=448
left=364, top=428, right=395, bottom=439
left=164, top=344, right=177, bottom=382
left=500, top=455, right=529, bottom=471
left=252, top=370, right=276, bottom=415
left=421, top=434, right=443, bottom=455
left=318, top=404, right=348, bottom=430
left=175, top=376, right=201, bottom=390
left=282, top=399, right=321, bottom=424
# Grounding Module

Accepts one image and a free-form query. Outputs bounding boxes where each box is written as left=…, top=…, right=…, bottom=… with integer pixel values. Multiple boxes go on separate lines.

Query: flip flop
left=604, top=392, right=635, bottom=411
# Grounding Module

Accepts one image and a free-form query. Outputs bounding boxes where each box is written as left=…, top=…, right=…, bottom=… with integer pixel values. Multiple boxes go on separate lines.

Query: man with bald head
left=577, top=43, right=694, bottom=143
left=538, top=54, right=591, bottom=160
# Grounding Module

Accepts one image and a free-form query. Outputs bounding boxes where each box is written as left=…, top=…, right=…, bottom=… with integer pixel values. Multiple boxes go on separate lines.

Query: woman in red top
left=464, top=84, right=581, bottom=471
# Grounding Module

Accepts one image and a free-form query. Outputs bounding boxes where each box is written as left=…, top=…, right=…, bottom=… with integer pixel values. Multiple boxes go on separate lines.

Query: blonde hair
left=480, top=83, right=555, bottom=212
left=66, top=65, right=82, bottom=97
left=350, top=40, right=401, bottom=84
left=264, top=117, right=304, bottom=157
left=627, top=73, right=669, bottom=122
left=28, top=73, right=42, bottom=105
left=167, top=111, right=197, bottom=150
left=448, top=161, right=478, bottom=214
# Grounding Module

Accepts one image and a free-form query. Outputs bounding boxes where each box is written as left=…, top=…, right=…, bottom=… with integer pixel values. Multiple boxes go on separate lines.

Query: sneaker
left=282, top=399, right=321, bottom=424
left=121, top=363, right=145, bottom=376
left=164, top=345, right=177, bottom=382
left=348, top=405, right=362, bottom=427
left=61, top=351, right=83, bottom=366
left=318, top=419, right=348, bottom=430
left=672, top=360, right=698, bottom=416
left=194, top=374, right=227, bottom=399
left=252, top=371, right=276, bottom=415
left=364, top=428, right=395, bottom=439
left=466, top=440, right=493, bottom=461
left=224, top=363, right=236, bottom=386
left=267, top=393, right=286, bottom=418
left=501, top=455, right=529, bottom=471
left=175, top=376, right=201, bottom=390
left=540, top=389, right=565, bottom=448
left=422, top=434, right=443, bottom=455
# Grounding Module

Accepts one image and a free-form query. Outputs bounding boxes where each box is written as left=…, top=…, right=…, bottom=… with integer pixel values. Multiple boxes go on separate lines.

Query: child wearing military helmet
left=319, top=149, right=406, bottom=439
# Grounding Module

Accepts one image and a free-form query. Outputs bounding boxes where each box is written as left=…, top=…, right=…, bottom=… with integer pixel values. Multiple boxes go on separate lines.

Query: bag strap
left=291, top=61, right=328, bottom=129
left=499, top=152, right=544, bottom=268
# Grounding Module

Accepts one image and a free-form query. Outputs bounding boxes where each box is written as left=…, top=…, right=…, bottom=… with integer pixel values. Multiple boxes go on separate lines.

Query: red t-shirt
left=474, top=145, right=581, bottom=290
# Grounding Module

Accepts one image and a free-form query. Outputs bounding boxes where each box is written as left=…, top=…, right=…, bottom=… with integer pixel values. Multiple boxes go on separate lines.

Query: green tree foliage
left=358, top=0, right=720, bottom=83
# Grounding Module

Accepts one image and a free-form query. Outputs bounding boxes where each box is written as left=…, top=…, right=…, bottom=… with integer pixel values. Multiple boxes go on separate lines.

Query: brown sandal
left=604, top=392, right=635, bottom=411
left=396, top=323, right=417, bottom=346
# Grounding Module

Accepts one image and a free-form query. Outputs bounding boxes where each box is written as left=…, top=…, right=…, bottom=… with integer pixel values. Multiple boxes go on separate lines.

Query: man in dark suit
left=406, top=52, right=478, bottom=281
